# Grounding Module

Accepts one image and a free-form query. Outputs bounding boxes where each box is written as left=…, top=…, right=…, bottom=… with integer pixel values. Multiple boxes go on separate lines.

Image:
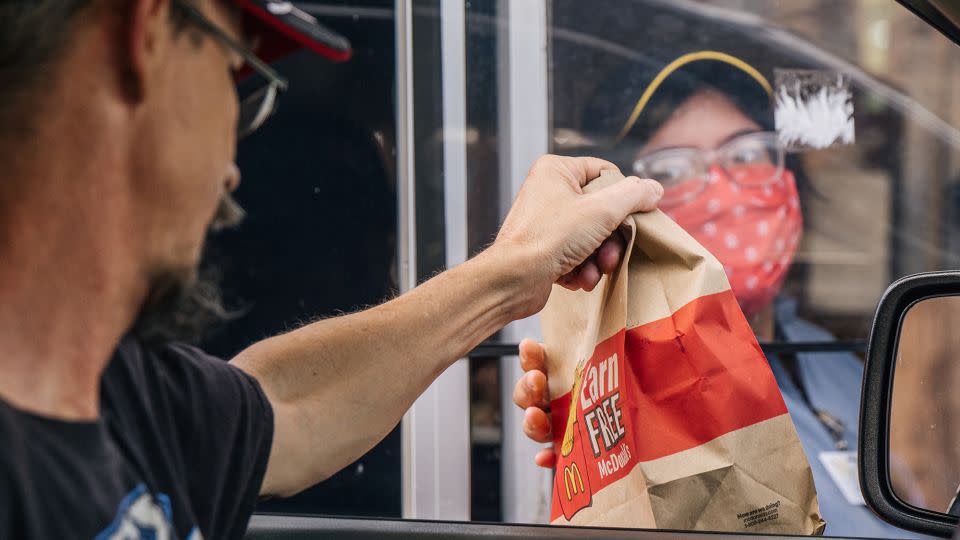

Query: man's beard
left=131, top=194, right=246, bottom=345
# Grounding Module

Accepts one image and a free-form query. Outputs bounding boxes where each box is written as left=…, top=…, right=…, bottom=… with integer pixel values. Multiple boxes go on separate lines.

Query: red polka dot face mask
left=662, top=164, right=803, bottom=317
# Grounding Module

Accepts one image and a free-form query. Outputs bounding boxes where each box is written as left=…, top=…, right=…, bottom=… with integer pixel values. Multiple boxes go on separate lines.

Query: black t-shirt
left=0, top=336, right=274, bottom=539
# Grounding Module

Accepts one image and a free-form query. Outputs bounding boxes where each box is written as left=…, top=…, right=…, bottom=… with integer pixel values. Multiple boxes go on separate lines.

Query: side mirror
left=860, top=271, right=960, bottom=537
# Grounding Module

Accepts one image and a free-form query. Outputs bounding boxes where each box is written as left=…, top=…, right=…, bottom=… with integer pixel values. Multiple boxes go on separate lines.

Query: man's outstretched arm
left=231, top=156, right=662, bottom=497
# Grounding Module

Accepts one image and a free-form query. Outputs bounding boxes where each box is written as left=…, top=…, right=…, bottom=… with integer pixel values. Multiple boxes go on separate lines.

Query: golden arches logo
left=563, top=462, right=585, bottom=501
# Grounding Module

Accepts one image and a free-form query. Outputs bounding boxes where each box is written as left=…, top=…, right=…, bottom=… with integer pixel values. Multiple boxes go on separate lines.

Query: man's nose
left=224, top=162, right=241, bottom=193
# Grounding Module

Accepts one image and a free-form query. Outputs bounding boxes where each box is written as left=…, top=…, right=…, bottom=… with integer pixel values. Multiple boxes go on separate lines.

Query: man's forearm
left=232, top=155, right=662, bottom=497
left=232, top=245, right=535, bottom=496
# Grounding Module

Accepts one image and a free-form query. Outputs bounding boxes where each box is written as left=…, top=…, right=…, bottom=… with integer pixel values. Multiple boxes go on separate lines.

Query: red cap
left=233, top=0, right=352, bottom=63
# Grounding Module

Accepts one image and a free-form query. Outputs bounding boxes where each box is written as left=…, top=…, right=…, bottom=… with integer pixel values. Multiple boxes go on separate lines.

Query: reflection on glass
left=218, top=0, right=960, bottom=525
left=552, top=16, right=857, bottom=534
left=890, top=295, right=960, bottom=515
left=204, top=6, right=402, bottom=517
left=550, top=1, right=960, bottom=535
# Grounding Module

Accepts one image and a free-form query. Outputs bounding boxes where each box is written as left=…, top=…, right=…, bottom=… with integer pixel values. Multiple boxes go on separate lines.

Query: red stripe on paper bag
left=550, top=289, right=787, bottom=521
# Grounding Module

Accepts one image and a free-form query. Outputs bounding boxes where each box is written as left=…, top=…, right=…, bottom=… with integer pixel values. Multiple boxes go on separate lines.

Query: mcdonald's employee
left=513, top=50, right=927, bottom=538
left=0, top=1, right=664, bottom=537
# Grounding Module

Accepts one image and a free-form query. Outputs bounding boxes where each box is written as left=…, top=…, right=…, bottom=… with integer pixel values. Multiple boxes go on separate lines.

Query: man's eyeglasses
left=631, top=131, right=786, bottom=207
left=172, top=1, right=289, bottom=138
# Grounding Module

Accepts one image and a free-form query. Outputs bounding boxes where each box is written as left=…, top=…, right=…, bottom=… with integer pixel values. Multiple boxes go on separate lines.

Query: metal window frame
left=496, top=0, right=552, bottom=525
left=397, top=0, right=553, bottom=523
left=399, top=0, right=472, bottom=521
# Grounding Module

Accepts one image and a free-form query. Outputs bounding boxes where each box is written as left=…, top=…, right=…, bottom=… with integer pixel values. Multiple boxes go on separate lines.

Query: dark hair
left=582, top=59, right=773, bottom=147
left=0, top=2, right=92, bottom=129
left=0, top=1, right=195, bottom=135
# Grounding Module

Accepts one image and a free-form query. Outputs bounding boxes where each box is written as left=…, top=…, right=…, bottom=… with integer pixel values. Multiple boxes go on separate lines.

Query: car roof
left=898, top=0, right=960, bottom=46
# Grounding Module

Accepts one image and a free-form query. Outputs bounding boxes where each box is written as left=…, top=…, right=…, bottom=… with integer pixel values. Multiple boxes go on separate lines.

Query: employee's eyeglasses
left=631, top=131, right=786, bottom=208
left=171, top=0, right=290, bottom=138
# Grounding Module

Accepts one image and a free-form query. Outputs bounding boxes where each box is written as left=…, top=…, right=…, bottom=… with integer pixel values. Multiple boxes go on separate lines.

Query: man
left=0, top=0, right=662, bottom=537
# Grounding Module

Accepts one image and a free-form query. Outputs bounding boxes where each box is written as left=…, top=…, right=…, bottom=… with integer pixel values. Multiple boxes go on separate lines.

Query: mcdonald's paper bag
left=542, top=171, right=824, bottom=534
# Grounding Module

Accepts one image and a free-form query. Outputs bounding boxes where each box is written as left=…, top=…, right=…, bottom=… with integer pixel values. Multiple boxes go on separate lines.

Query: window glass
left=551, top=0, right=960, bottom=341
left=462, top=0, right=507, bottom=523
left=202, top=0, right=400, bottom=517
left=214, top=0, right=960, bottom=535
left=547, top=0, right=958, bottom=536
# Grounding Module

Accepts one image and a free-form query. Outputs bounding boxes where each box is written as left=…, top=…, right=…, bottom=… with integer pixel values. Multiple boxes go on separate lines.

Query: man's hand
left=504, top=157, right=661, bottom=470
left=492, top=155, right=662, bottom=319
left=513, top=339, right=556, bottom=468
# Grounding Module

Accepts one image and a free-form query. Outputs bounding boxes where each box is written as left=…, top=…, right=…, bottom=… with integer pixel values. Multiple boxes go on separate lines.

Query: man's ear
left=122, top=0, right=174, bottom=102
